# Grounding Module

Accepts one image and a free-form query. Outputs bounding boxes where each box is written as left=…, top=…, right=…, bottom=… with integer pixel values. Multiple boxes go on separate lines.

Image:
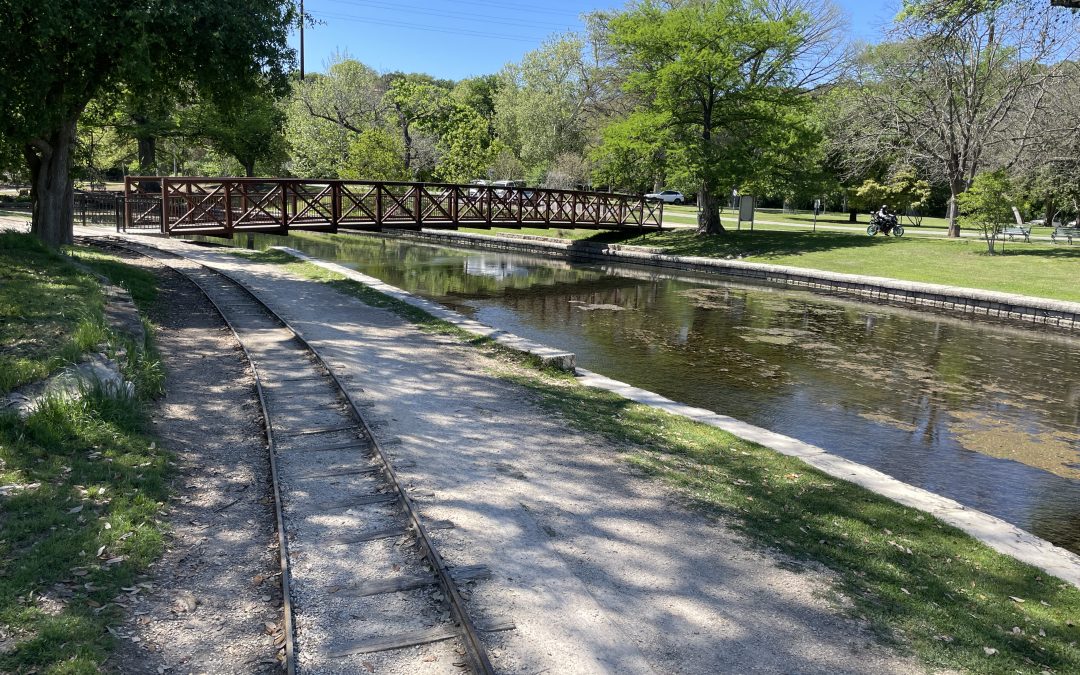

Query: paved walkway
left=106, top=233, right=923, bottom=674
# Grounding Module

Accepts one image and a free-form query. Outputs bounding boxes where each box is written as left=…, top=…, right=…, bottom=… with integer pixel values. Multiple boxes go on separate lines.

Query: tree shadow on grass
left=996, top=245, right=1080, bottom=260
left=580, top=228, right=891, bottom=259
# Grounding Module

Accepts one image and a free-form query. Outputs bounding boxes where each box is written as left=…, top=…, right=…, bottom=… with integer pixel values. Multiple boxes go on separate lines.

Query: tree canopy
left=0, top=0, right=297, bottom=244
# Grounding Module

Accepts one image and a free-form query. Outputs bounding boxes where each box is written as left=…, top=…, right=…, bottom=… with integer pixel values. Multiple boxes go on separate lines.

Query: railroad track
left=81, top=236, right=502, bottom=674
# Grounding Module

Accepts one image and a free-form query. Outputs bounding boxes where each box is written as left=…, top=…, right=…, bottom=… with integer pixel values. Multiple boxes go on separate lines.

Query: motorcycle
left=867, top=212, right=904, bottom=237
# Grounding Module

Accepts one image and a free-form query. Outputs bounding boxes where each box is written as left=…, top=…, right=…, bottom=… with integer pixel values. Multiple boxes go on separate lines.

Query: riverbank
left=385, top=228, right=1080, bottom=330
left=131, top=233, right=1080, bottom=675
left=449, top=226, right=1080, bottom=305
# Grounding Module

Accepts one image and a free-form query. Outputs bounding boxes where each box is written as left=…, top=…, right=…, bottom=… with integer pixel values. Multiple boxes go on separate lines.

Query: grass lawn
left=227, top=245, right=1080, bottom=675
left=0, top=233, right=108, bottom=394
left=663, top=204, right=959, bottom=230
left=0, top=233, right=169, bottom=673
left=611, top=229, right=1080, bottom=303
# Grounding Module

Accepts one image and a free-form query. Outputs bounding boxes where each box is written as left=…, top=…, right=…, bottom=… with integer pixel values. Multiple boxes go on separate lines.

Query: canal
left=209, top=232, right=1080, bottom=555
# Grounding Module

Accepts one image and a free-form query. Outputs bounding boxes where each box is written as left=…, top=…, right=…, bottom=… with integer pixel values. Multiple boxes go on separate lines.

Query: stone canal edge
left=273, top=243, right=1080, bottom=590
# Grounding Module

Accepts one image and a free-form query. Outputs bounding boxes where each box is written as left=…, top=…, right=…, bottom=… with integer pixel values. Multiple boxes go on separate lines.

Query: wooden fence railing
left=123, top=177, right=664, bottom=237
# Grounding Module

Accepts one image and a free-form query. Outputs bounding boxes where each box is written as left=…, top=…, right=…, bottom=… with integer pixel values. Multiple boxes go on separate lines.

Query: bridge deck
left=122, top=177, right=663, bottom=237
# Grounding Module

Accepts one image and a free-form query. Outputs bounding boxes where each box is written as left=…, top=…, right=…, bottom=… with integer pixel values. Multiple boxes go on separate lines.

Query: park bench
left=1002, top=225, right=1030, bottom=242
left=1051, top=226, right=1079, bottom=244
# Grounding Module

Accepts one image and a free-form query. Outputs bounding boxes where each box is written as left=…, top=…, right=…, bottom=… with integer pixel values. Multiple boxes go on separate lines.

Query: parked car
left=467, top=179, right=489, bottom=198
left=491, top=179, right=534, bottom=200
left=1026, top=217, right=1064, bottom=227
left=645, top=189, right=685, bottom=205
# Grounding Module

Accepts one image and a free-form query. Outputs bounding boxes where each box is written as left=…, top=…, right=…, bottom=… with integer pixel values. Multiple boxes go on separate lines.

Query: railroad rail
left=82, top=236, right=502, bottom=674
left=122, top=176, right=663, bottom=237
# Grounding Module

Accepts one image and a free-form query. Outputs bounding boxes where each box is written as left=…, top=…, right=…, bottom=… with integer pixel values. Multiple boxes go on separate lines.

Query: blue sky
left=294, top=0, right=901, bottom=80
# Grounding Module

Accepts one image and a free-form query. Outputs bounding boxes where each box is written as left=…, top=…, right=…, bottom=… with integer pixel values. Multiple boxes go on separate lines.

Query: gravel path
left=97, top=249, right=284, bottom=673
left=114, top=235, right=927, bottom=674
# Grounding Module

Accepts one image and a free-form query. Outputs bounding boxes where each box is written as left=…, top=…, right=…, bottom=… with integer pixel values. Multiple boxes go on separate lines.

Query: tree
left=0, top=1, right=296, bottom=245
left=295, top=58, right=386, bottom=135
left=957, top=169, right=1017, bottom=253
left=340, top=128, right=410, bottom=181
left=429, top=104, right=495, bottom=183
left=453, top=75, right=501, bottom=138
left=603, top=0, right=847, bottom=235
left=889, top=166, right=933, bottom=225
left=187, top=89, right=288, bottom=177
left=850, top=179, right=897, bottom=215
left=384, top=76, right=454, bottom=180
left=494, top=35, right=605, bottom=182
left=284, top=82, right=351, bottom=178
left=850, top=3, right=1076, bottom=237
left=542, top=153, right=593, bottom=190
left=590, top=111, right=672, bottom=193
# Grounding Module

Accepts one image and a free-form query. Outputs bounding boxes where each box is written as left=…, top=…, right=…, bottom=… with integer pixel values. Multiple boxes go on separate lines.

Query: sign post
left=739, top=195, right=755, bottom=232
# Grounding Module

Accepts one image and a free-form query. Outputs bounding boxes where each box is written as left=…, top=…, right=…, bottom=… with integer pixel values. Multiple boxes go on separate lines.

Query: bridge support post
left=280, top=182, right=289, bottom=235
left=331, top=182, right=341, bottom=231
left=223, top=181, right=233, bottom=238
left=123, top=176, right=132, bottom=233
left=160, top=177, right=169, bottom=237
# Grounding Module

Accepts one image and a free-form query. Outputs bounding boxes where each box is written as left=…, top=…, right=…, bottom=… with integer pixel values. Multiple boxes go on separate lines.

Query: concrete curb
left=377, top=229, right=1080, bottom=331
left=271, top=246, right=577, bottom=371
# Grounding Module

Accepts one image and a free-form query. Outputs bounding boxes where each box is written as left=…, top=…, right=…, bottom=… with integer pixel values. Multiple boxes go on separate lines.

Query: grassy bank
left=0, top=233, right=169, bottom=673
left=449, top=226, right=1080, bottom=303
left=226, top=245, right=1080, bottom=674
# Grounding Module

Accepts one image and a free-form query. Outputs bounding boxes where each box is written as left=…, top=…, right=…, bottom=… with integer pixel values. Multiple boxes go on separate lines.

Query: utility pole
left=299, top=0, right=305, bottom=80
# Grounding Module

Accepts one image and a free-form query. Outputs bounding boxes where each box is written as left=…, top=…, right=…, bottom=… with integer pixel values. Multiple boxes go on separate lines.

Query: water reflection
left=204, top=232, right=1080, bottom=553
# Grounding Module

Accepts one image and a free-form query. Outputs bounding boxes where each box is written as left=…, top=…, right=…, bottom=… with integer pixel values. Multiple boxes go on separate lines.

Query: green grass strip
left=0, top=233, right=108, bottom=394
left=0, top=235, right=169, bottom=673
left=228, top=242, right=1080, bottom=674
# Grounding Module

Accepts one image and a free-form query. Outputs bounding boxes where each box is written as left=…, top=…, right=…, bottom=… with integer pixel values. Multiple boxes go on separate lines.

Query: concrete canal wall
left=378, top=229, right=1080, bottom=332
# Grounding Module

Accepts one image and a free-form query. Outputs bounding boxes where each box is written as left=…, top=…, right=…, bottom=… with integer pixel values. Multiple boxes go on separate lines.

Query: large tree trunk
left=243, top=161, right=256, bottom=177
left=137, top=135, right=157, bottom=175
left=696, top=180, right=725, bottom=235
left=946, top=178, right=963, bottom=238
left=848, top=209, right=858, bottom=223
left=24, top=119, right=77, bottom=247
left=1045, top=198, right=1056, bottom=226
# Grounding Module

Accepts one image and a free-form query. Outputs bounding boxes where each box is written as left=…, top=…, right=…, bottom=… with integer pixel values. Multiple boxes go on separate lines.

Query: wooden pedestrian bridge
left=121, top=176, right=664, bottom=238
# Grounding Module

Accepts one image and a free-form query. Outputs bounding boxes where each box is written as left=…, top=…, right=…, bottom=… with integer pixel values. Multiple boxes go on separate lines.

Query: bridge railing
left=123, top=177, right=663, bottom=237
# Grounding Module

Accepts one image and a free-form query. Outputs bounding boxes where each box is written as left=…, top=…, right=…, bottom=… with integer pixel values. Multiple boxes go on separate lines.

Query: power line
left=323, top=0, right=578, bottom=31
left=434, top=0, right=592, bottom=20
left=310, top=10, right=552, bottom=43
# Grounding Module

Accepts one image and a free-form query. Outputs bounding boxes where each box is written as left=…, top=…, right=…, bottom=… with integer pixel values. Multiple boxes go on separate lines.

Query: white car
left=1026, top=217, right=1063, bottom=227
left=645, top=190, right=685, bottom=205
